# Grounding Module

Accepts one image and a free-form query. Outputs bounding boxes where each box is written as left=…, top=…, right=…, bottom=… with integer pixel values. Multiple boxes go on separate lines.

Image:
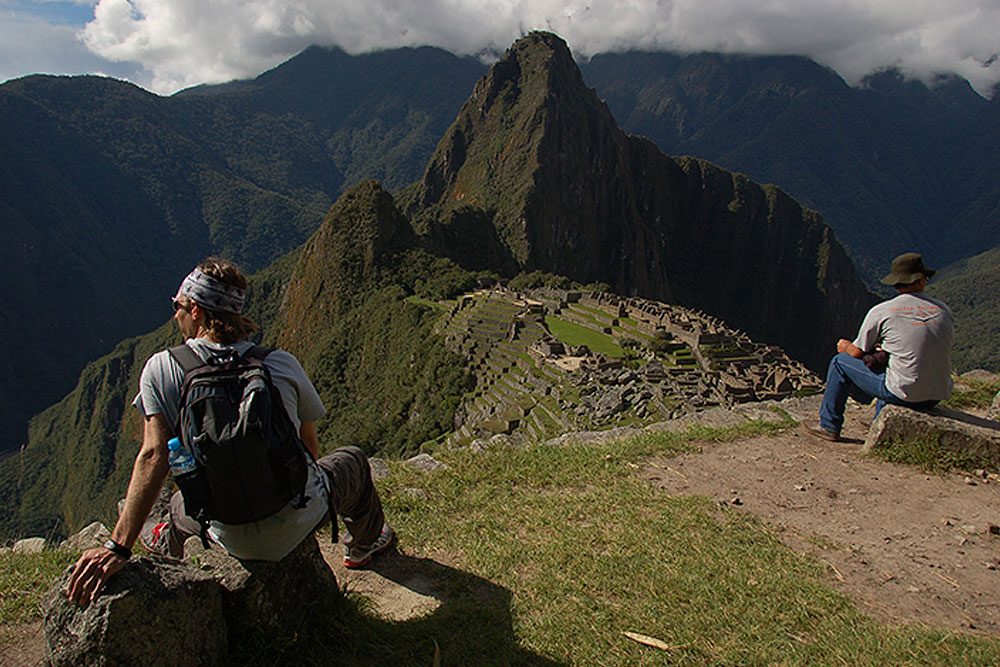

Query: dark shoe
left=804, top=424, right=841, bottom=442
left=343, top=524, right=396, bottom=569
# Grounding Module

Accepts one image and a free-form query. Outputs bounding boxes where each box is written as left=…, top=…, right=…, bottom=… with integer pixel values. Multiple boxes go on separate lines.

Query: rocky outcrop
left=190, top=534, right=339, bottom=638
left=12, top=537, right=46, bottom=554
left=60, top=522, right=110, bottom=551
left=989, top=390, right=1000, bottom=422
left=863, top=405, right=1000, bottom=472
left=41, top=536, right=338, bottom=665
left=42, top=556, right=227, bottom=667
left=414, top=32, right=874, bottom=372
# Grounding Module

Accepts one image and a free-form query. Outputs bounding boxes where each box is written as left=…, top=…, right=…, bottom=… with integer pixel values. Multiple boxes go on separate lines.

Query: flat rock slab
left=864, top=405, right=1000, bottom=472
left=13, top=537, right=47, bottom=554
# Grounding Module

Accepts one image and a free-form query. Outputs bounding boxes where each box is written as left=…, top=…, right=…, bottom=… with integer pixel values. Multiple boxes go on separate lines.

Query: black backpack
left=168, top=344, right=309, bottom=533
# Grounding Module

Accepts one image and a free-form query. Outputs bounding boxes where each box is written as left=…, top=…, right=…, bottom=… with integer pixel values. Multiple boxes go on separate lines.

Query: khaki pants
left=168, top=445, right=385, bottom=558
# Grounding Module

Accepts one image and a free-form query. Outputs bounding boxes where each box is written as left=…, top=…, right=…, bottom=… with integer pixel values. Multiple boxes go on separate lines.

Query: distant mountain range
left=0, top=32, right=872, bottom=540
left=580, top=54, right=997, bottom=278
left=2, top=34, right=998, bottom=454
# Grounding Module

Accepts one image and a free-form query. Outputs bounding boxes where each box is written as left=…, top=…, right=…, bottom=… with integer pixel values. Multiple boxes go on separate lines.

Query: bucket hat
left=881, top=252, right=935, bottom=286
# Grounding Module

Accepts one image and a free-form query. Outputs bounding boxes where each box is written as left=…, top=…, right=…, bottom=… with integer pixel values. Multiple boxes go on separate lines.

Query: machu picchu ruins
left=435, top=285, right=822, bottom=448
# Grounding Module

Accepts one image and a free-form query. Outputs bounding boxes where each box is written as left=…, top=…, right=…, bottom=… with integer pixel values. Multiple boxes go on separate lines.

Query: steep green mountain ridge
left=0, top=48, right=482, bottom=454
left=928, top=243, right=1000, bottom=372
left=412, top=33, right=874, bottom=371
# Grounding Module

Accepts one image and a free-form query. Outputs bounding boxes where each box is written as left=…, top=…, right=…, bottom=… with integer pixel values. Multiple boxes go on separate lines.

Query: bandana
left=174, top=268, right=245, bottom=314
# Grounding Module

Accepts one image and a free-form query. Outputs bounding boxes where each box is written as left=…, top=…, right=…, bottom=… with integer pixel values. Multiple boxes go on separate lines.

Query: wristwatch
left=103, top=539, right=132, bottom=560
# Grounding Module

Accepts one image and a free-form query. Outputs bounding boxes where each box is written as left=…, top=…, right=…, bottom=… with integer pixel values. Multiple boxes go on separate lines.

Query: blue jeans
left=818, top=353, right=937, bottom=433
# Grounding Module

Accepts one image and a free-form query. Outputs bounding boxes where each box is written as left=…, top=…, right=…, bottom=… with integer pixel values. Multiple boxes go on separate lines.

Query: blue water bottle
left=167, top=437, right=196, bottom=475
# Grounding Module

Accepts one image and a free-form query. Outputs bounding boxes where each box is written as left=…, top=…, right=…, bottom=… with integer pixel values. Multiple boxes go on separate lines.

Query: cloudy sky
left=2, top=0, right=998, bottom=96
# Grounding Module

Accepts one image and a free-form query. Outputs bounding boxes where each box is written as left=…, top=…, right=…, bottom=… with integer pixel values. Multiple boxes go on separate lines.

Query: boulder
left=13, top=537, right=47, bottom=554
left=960, top=369, right=999, bottom=383
left=41, top=535, right=340, bottom=664
left=42, top=556, right=227, bottom=667
left=863, top=405, right=1000, bottom=471
left=61, top=522, right=111, bottom=552
left=405, top=453, right=448, bottom=471
left=193, top=534, right=339, bottom=638
left=988, top=390, right=1000, bottom=422
left=368, top=456, right=391, bottom=481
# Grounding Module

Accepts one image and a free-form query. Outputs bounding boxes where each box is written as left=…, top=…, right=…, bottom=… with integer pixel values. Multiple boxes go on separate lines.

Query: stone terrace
left=433, top=286, right=821, bottom=449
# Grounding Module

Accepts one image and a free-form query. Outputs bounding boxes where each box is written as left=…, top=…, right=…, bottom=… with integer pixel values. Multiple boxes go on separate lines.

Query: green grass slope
left=928, top=244, right=1000, bottom=372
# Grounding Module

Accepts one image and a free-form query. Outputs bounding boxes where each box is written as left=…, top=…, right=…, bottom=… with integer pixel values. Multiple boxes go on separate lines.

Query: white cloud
left=16, top=0, right=1000, bottom=95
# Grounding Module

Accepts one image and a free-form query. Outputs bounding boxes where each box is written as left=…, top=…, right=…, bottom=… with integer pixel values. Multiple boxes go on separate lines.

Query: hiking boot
left=343, top=524, right=396, bottom=569
left=139, top=521, right=171, bottom=555
left=804, top=424, right=841, bottom=442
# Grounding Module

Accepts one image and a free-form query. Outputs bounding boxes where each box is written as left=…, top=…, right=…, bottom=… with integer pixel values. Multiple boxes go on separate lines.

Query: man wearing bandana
left=68, top=257, right=394, bottom=607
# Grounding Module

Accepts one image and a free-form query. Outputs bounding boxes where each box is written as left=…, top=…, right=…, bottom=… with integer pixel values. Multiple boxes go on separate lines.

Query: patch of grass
left=363, top=418, right=1000, bottom=665
left=404, top=295, right=449, bottom=311
left=943, top=377, right=1000, bottom=411
left=871, top=435, right=994, bottom=474
left=545, top=316, right=624, bottom=358
left=0, top=549, right=76, bottom=624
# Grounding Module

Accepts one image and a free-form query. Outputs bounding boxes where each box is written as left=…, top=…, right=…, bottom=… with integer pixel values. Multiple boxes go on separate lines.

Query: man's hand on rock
left=67, top=547, right=127, bottom=607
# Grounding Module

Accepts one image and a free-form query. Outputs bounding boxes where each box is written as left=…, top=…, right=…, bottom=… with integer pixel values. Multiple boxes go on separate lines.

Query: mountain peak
left=414, top=32, right=872, bottom=370
left=278, top=181, right=413, bottom=347
left=416, top=30, right=624, bottom=267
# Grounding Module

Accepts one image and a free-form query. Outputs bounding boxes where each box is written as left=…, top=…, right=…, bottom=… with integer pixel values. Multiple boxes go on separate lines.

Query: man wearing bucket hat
left=67, top=257, right=395, bottom=607
left=807, top=252, right=953, bottom=442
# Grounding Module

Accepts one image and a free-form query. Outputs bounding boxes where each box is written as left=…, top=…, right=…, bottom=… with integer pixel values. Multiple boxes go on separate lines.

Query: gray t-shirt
left=853, top=293, right=954, bottom=402
left=132, top=338, right=329, bottom=560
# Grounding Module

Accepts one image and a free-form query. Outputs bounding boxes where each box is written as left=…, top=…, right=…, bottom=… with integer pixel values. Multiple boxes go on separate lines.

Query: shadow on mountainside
left=231, top=548, right=564, bottom=666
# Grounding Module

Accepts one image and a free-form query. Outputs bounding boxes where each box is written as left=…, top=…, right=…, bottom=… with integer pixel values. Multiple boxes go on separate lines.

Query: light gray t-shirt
left=853, top=293, right=954, bottom=402
left=132, top=338, right=329, bottom=561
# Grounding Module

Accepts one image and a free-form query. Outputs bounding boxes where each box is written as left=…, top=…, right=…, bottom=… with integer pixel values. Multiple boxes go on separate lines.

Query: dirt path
left=321, top=540, right=447, bottom=621
left=0, top=622, right=45, bottom=666
left=641, top=401, right=1000, bottom=634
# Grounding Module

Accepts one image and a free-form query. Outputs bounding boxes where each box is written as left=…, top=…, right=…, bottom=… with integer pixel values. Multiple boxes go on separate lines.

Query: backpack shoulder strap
left=168, top=344, right=206, bottom=375
left=243, top=345, right=273, bottom=361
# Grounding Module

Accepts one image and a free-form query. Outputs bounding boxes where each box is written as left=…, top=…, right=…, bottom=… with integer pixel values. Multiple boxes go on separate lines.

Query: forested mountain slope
left=0, top=48, right=482, bottom=454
